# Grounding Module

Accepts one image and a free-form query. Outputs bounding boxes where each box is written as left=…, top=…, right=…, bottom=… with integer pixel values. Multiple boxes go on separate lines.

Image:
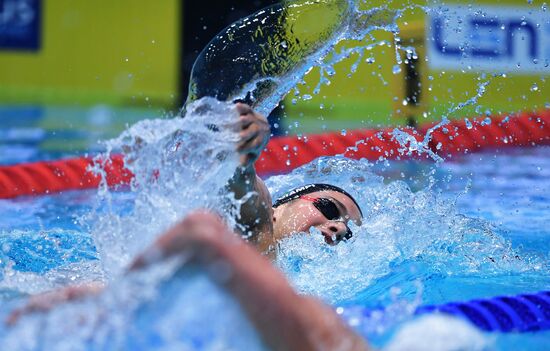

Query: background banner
left=0, top=0, right=40, bottom=51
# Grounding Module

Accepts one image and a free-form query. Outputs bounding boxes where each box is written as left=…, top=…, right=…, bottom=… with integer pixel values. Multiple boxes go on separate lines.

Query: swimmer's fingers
left=237, top=115, right=270, bottom=166
left=237, top=122, right=269, bottom=152
left=235, top=102, right=253, bottom=116
left=237, top=111, right=269, bottom=130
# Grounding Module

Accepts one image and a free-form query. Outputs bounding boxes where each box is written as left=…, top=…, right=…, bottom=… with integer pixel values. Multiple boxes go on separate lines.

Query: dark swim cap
left=273, top=183, right=363, bottom=217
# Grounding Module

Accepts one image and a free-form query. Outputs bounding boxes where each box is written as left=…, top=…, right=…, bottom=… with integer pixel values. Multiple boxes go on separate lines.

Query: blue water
left=0, top=103, right=548, bottom=350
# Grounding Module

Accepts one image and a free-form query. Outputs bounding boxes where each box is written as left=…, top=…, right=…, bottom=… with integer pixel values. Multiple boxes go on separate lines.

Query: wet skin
left=272, top=190, right=363, bottom=245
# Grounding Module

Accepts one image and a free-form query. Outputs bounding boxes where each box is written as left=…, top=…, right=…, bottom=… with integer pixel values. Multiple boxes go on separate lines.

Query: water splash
left=0, top=98, right=265, bottom=349
left=0, top=229, right=99, bottom=296
left=0, top=263, right=265, bottom=350
left=0, top=1, right=548, bottom=349
left=86, top=97, right=242, bottom=279
left=269, top=157, right=544, bottom=305
left=186, top=0, right=399, bottom=116
left=383, top=314, right=492, bottom=351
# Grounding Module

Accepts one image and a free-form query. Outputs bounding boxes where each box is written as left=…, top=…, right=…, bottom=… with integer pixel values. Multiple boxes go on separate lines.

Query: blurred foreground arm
left=8, top=212, right=369, bottom=350
left=6, top=282, right=104, bottom=325
left=132, top=211, right=369, bottom=351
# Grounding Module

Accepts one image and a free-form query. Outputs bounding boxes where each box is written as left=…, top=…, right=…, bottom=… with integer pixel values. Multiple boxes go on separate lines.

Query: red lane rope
left=1, top=111, right=548, bottom=199
left=0, top=155, right=132, bottom=199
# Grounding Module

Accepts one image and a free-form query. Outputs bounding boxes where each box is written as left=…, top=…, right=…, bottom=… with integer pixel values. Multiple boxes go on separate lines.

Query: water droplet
left=291, top=98, right=298, bottom=105
left=465, top=118, right=473, bottom=129
left=366, top=57, right=375, bottom=64
left=124, top=57, right=129, bottom=62
left=482, top=117, right=492, bottom=126
left=402, top=99, right=408, bottom=106
left=530, top=83, right=539, bottom=92
left=281, top=41, right=288, bottom=49
left=392, top=65, right=402, bottom=74
left=302, top=94, right=313, bottom=101
left=341, top=129, right=347, bottom=136
left=286, top=159, right=291, bottom=166
left=2, top=242, right=11, bottom=253
left=283, top=145, right=289, bottom=151
left=319, top=103, right=324, bottom=109
left=436, top=142, right=442, bottom=150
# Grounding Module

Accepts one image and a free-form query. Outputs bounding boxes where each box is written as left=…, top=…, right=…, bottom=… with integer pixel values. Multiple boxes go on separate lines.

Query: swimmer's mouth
left=322, top=232, right=337, bottom=246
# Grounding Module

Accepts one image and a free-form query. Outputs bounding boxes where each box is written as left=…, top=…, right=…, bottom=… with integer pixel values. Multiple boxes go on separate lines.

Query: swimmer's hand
left=235, top=103, right=270, bottom=168
left=5, top=282, right=104, bottom=326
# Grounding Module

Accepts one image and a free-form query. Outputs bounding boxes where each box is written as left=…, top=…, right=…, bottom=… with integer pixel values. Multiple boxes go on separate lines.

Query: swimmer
left=7, top=105, right=368, bottom=349
left=231, top=103, right=363, bottom=253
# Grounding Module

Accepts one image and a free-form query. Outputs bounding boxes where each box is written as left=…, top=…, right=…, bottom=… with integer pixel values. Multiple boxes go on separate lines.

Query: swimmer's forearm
left=209, top=235, right=369, bottom=351
left=6, top=282, right=105, bottom=326
left=228, top=166, right=273, bottom=238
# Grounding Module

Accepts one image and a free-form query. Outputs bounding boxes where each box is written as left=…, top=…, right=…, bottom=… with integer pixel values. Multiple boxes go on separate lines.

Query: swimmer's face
left=272, top=190, right=362, bottom=245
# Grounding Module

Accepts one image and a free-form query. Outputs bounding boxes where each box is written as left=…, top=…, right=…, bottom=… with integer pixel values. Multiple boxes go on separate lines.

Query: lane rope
left=414, top=290, right=550, bottom=332
left=350, top=291, right=550, bottom=333
left=350, top=290, right=550, bottom=333
left=1, top=111, right=548, bottom=199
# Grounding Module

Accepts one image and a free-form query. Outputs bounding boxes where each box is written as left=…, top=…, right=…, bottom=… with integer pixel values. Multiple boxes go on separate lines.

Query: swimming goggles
left=300, top=195, right=353, bottom=242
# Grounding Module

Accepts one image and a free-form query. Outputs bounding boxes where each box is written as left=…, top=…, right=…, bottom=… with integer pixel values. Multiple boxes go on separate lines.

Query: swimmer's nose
left=326, top=221, right=348, bottom=237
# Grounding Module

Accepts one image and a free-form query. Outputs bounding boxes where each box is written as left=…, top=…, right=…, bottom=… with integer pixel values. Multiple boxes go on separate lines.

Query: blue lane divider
left=415, top=291, right=550, bottom=332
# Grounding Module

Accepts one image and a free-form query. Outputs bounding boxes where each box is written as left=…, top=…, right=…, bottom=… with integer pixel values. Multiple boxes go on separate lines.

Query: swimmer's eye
left=300, top=196, right=341, bottom=220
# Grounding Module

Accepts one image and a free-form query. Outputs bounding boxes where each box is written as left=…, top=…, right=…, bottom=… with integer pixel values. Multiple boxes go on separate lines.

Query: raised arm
left=227, top=103, right=274, bottom=250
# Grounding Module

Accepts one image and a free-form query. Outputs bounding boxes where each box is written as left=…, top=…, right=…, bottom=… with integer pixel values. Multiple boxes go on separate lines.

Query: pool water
left=0, top=98, right=548, bottom=350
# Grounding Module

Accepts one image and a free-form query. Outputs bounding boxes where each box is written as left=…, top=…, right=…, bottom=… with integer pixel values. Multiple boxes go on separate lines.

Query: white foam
left=384, top=314, right=492, bottom=351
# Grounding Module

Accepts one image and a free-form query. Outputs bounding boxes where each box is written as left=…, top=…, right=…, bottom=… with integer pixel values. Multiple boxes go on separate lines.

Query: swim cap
left=273, top=183, right=363, bottom=217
